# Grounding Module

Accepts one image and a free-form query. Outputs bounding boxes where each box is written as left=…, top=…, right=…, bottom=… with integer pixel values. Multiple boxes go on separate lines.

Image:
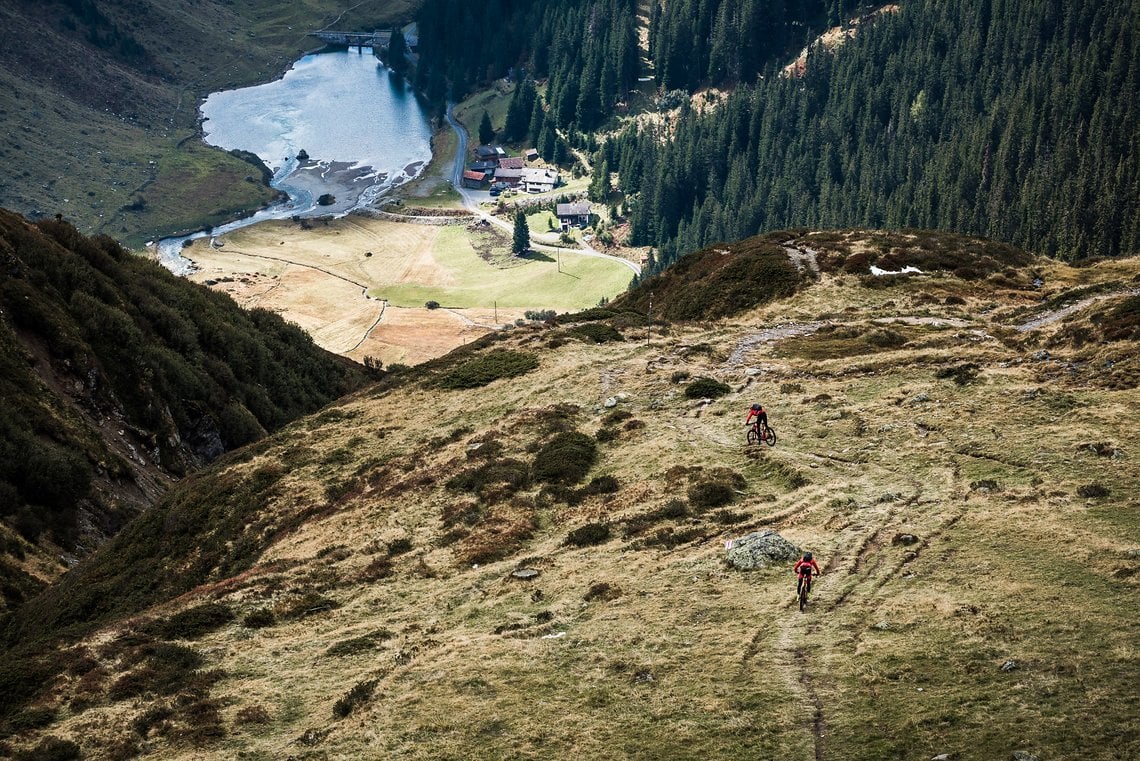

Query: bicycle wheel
left=763, top=426, right=777, bottom=446
left=747, top=426, right=759, bottom=445
left=799, top=585, right=808, bottom=612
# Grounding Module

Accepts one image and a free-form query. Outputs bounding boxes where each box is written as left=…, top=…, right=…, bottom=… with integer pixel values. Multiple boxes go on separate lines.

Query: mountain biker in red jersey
left=794, top=551, right=821, bottom=597
left=745, top=403, right=768, bottom=431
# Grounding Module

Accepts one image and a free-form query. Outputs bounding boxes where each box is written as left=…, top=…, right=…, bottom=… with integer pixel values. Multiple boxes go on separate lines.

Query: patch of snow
left=870, top=265, right=923, bottom=276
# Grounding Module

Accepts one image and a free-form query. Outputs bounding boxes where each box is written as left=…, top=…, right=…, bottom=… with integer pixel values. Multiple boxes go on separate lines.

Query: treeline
left=0, top=211, right=369, bottom=556
left=649, top=0, right=828, bottom=90
left=415, top=0, right=639, bottom=132
left=608, top=0, right=1140, bottom=266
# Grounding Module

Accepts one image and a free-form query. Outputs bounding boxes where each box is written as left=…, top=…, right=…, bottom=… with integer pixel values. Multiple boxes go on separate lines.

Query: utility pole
left=646, top=293, right=653, bottom=347
left=494, top=300, right=498, bottom=324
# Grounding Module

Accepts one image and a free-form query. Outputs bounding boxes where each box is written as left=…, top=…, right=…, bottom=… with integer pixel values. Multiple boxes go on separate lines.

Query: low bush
left=334, top=680, right=379, bottom=718
left=1077, top=483, right=1110, bottom=498
left=325, top=631, right=393, bottom=658
left=582, top=475, right=620, bottom=495
left=935, top=363, right=980, bottom=385
left=684, top=377, right=731, bottom=399
left=688, top=481, right=735, bottom=508
left=671, top=370, right=691, bottom=384
left=273, top=592, right=338, bottom=620
left=569, top=323, right=624, bottom=343
left=533, top=431, right=597, bottom=484
left=446, top=458, right=531, bottom=503
left=435, top=350, right=539, bottom=389
left=13, top=737, right=81, bottom=761
left=583, top=582, right=621, bottom=602
left=242, top=609, right=275, bottom=629
left=234, top=705, right=272, bottom=725
left=640, top=526, right=704, bottom=549
left=145, top=602, right=234, bottom=640
left=566, top=522, right=611, bottom=547
left=387, top=537, right=413, bottom=556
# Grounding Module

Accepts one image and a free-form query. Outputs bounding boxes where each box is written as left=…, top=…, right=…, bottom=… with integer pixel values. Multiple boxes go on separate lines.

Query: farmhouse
left=498, top=156, right=525, bottom=170
left=494, top=167, right=524, bottom=188
left=525, top=148, right=539, bottom=162
left=469, top=160, right=498, bottom=173
left=462, top=170, right=488, bottom=188
left=556, top=201, right=591, bottom=230
left=522, top=167, right=559, bottom=194
left=475, top=145, right=507, bottom=161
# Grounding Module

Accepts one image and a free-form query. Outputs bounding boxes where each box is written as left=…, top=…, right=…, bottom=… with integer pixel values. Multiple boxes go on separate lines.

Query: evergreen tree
left=512, top=210, right=531, bottom=254
left=478, top=111, right=495, bottom=145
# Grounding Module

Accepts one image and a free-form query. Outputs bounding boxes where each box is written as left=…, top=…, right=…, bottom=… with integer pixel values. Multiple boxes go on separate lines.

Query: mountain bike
left=797, top=572, right=813, bottom=612
left=747, top=422, right=777, bottom=446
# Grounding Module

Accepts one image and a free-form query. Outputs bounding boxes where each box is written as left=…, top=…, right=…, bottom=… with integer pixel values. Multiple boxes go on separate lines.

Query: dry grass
left=8, top=252, right=1139, bottom=760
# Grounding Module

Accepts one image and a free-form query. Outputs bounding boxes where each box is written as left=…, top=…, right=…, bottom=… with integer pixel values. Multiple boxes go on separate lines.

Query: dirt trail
left=1013, top=288, right=1140, bottom=332
left=724, top=322, right=829, bottom=368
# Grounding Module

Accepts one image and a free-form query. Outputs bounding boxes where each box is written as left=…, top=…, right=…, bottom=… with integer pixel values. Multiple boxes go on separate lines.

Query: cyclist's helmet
left=803, top=551, right=813, bottom=561
left=751, top=403, right=761, bottom=411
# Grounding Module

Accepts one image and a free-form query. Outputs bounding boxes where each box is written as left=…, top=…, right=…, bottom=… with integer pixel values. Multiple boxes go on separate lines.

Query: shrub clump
left=333, top=679, right=379, bottom=718
left=436, top=350, right=539, bottom=389
left=1077, top=483, right=1110, bottom=498
left=533, top=431, right=597, bottom=484
left=566, top=522, right=611, bottom=547
left=145, top=602, right=234, bottom=640
left=935, top=363, right=980, bottom=385
left=568, top=323, right=624, bottom=343
left=446, top=458, right=531, bottom=501
left=242, top=609, right=275, bottom=629
left=13, top=736, right=81, bottom=761
left=325, top=631, right=393, bottom=658
left=687, top=481, right=735, bottom=509
left=684, top=377, right=731, bottom=399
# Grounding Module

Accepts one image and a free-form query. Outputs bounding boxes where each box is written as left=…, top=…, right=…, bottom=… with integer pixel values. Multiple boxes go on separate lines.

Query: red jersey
left=794, top=557, right=821, bottom=578
left=746, top=406, right=766, bottom=424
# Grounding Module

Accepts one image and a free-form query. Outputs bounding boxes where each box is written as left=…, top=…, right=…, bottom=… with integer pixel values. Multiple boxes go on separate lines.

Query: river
left=157, top=47, right=432, bottom=274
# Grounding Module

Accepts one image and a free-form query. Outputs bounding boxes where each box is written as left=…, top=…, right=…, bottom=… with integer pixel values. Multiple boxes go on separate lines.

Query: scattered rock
left=970, top=479, right=1001, bottom=493
left=931, top=755, right=953, bottom=761
left=1012, top=751, right=1040, bottom=761
left=1033, top=350, right=1050, bottom=361
left=999, top=659, right=1019, bottom=672
left=511, top=568, right=540, bottom=580
left=745, top=367, right=762, bottom=376
left=909, top=392, right=930, bottom=404
left=902, top=551, right=918, bottom=563
left=874, top=621, right=892, bottom=631
left=892, top=533, right=920, bottom=546
left=603, top=397, right=619, bottom=408
left=633, top=670, right=654, bottom=683
left=725, top=530, right=801, bottom=571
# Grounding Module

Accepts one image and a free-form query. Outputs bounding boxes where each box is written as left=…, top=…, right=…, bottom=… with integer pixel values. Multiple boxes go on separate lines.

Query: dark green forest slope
left=415, top=0, right=1138, bottom=264
left=0, top=210, right=370, bottom=610
left=613, top=0, right=1140, bottom=266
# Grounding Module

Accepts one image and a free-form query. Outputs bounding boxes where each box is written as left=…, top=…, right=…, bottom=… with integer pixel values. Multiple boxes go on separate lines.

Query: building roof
left=462, top=170, right=486, bottom=181
left=556, top=202, right=591, bottom=216
left=498, top=156, right=525, bottom=169
left=495, top=167, right=524, bottom=179
left=522, top=167, right=558, bottom=184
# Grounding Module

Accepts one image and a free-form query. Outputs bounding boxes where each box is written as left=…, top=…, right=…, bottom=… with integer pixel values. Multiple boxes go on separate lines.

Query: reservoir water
left=157, top=48, right=432, bottom=273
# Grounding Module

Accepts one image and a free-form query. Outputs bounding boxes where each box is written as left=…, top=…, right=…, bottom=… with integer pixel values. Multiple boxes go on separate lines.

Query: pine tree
left=479, top=111, right=495, bottom=146
left=512, top=210, right=530, bottom=254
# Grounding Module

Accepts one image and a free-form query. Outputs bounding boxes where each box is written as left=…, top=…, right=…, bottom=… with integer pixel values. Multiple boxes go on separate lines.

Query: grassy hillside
left=1, top=231, right=1137, bottom=759
left=0, top=0, right=421, bottom=246
left=0, top=210, right=372, bottom=613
